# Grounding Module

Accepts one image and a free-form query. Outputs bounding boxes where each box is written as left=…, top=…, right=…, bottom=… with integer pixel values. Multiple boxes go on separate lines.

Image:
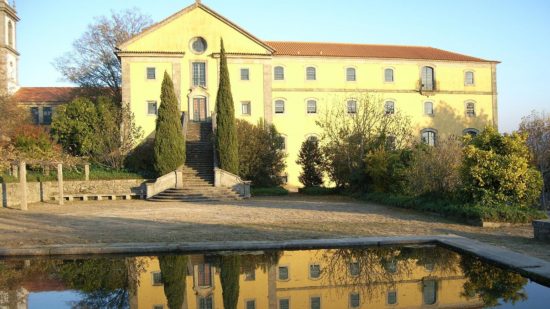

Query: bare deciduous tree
left=316, top=94, right=412, bottom=188
left=519, top=110, right=550, bottom=209
left=54, top=9, right=153, bottom=103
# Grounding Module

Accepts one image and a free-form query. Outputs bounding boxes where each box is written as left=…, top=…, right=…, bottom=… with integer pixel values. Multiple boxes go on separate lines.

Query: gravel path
left=0, top=194, right=548, bottom=261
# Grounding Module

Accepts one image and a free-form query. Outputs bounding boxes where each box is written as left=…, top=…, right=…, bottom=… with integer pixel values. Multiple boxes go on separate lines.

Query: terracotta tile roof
left=265, top=41, right=496, bottom=63
left=13, top=87, right=79, bottom=103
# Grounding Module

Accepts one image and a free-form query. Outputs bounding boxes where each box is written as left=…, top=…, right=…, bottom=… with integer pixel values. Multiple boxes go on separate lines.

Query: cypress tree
left=153, top=72, right=186, bottom=176
left=158, top=255, right=188, bottom=309
left=220, top=255, right=241, bottom=309
left=215, top=39, right=239, bottom=174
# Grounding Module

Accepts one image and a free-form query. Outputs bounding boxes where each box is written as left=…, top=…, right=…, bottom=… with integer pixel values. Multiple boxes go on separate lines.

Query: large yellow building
left=117, top=1, right=498, bottom=187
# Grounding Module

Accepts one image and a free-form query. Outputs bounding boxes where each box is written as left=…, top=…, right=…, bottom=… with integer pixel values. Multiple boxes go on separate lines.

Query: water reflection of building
left=131, top=248, right=484, bottom=309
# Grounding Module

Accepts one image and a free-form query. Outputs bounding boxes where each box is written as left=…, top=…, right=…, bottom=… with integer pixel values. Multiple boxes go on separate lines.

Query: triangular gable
left=117, top=3, right=274, bottom=54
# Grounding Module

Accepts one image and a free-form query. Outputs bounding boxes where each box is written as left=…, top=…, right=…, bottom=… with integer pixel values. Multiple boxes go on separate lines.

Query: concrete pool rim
left=1, top=235, right=549, bottom=286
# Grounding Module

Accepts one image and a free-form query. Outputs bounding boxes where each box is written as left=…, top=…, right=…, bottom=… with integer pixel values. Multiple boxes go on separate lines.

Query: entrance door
left=193, top=97, right=207, bottom=122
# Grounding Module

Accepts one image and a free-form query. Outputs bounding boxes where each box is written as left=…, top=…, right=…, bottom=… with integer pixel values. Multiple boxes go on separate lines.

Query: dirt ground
left=0, top=194, right=548, bottom=261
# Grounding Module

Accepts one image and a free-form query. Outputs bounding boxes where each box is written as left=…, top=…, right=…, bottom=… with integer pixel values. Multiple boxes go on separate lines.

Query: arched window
left=346, top=67, right=356, bottom=81
left=7, top=21, right=13, bottom=47
left=274, top=99, right=285, bottom=114
left=421, top=66, right=435, bottom=91
left=466, top=102, right=476, bottom=117
left=274, top=66, right=285, bottom=80
left=423, top=279, right=438, bottom=305
left=307, top=135, right=319, bottom=143
left=306, top=99, right=317, bottom=114
left=463, top=128, right=479, bottom=137
left=347, top=100, right=357, bottom=114
left=384, top=68, right=394, bottom=82
left=306, top=67, right=316, bottom=80
left=421, top=129, right=437, bottom=146
left=424, top=101, right=434, bottom=116
left=465, top=71, right=475, bottom=85
left=384, top=100, right=395, bottom=115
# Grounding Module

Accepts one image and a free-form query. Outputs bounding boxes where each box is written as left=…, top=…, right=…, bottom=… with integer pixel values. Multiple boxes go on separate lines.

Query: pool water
left=1, top=245, right=549, bottom=308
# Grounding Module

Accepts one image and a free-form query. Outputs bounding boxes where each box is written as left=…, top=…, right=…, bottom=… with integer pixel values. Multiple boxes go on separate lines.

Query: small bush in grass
left=251, top=187, right=289, bottom=196
left=298, top=186, right=339, bottom=195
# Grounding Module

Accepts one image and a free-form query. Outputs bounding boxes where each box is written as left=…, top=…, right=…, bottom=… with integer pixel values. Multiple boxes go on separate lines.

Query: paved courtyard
left=0, top=195, right=548, bottom=261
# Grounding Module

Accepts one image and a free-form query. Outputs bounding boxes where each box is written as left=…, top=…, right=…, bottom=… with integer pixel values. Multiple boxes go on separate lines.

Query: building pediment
left=117, top=3, right=274, bottom=57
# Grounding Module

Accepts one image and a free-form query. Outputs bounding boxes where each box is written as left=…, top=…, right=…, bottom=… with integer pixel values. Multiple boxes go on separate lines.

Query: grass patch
left=251, top=187, right=289, bottom=196
left=298, top=186, right=339, bottom=195
left=0, top=166, right=149, bottom=183
left=362, top=192, right=547, bottom=224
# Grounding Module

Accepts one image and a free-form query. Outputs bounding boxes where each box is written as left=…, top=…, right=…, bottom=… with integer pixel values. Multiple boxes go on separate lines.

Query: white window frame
left=147, top=100, right=158, bottom=116
left=384, top=100, right=395, bottom=115
left=347, top=100, right=357, bottom=114
left=306, top=66, right=317, bottom=81
left=146, top=67, right=156, bottom=80
left=465, top=101, right=476, bottom=117
left=241, top=101, right=251, bottom=116
left=384, top=67, right=395, bottom=83
left=346, top=67, right=357, bottom=82
left=464, top=70, right=475, bottom=86
left=421, top=129, right=437, bottom=147
left=274, top=99, right=286, bottom=115
left=309, top=263, right=321, bottom=280
left=241, top=68, right=250, bottom=81
left=274, top=66, right=285, bottom=81
left=278, top=265, right=290, bottom=281
left=306, top=99, right=318, bottom=114
left=424, top=101, right=434, bottom=116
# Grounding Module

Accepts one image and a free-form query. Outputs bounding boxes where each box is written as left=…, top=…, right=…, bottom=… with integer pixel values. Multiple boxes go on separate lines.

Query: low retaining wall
left=1, top=179, right=148, bottom=207
left=533, top=220, right=550, bottom=242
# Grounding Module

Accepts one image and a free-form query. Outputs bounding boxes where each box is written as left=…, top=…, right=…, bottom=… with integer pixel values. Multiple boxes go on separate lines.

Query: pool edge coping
left=1, top=235, right=549, bottom=286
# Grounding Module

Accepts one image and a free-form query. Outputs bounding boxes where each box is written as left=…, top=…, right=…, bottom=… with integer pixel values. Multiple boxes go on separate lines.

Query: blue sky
left=16, top=0, right=550, bottom=132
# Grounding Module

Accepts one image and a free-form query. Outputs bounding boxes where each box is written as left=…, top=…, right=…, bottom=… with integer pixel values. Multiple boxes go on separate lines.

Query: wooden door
left=193, top=97, right=207, bottom=122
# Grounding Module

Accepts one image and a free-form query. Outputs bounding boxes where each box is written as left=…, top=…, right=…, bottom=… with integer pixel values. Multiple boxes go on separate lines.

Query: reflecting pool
left=1, top=245, right=549, bottom=308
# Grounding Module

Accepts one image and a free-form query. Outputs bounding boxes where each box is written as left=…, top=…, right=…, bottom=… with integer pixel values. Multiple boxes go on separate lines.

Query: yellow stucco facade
left=130, top=248, right=483, bottom=309
left=117, top=2, right=498, bottom=187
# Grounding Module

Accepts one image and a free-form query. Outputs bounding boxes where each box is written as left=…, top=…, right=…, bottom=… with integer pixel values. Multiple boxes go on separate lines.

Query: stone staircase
left=149, top=121, right=242, bottom=202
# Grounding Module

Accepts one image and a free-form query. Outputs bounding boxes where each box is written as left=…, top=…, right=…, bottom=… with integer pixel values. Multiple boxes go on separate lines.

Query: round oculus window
left=191, top=37, right=207, bottom=54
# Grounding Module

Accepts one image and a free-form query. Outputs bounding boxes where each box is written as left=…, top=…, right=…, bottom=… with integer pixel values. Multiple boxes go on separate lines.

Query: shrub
left=404, top=138, right=462, bottom=197
left=215, top=39, right=239, bottom=174
left=236, top=119, right=286, bottom=187
left=153, top=72, right=186, bottom=176
left=251, top=187, right=289, bottom=196
left=296, top=138, right=323, bottom=187
left=461, top=126, right=543, bottom=207
left=298, top=186, right=339, bottom=195
left=364, top=147, right=412, bottom=193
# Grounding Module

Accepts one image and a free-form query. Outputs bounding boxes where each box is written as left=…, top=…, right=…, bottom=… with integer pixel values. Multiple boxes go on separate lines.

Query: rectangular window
left=275, top=100, right=285, bottom=114
left=279, top=298, right=290, bottom=309
left=241, top=101, right=251, bottom=115
left=349, top=293, right=360, bottom=308
left=241, top=68, right=250, bottom=81
left=198, top=264, right=212, bottom=287
left=310, top=296, right=321, bottom=309
left=152, top=272, right=162, bottom=285
left=42, top=107, right=53, bottom=125
left=147, top=101, right=158, bottom=115
left=309, top=264, right=321, bottom=279
left=388, top=291, right=397, bottom=304
left=347, top=100, right=357, bottom=114
left=278, top=266, right=289, bottom=280
left=424, top=102, right=434, bottom=116
left=307, top=100, right=317, bottom=114
left=274, top=66, right=285, bottom=80
left=385, top=69, right=394, bottom=82
left=465, top=71, right=474, bottom=85
left=193, top=62, right=206, bottom=87
left=147, top=67, right=156, bottom=80
left=349, top=262, right=360, bottom=276
left=246, top=300, right=256, bottom=309
left=31, top=107, right=39, bottom=124
left=306, top=67, right=316, bottom=80
left=346, top=68, right=356, bottom=81
left=199, top=296, right=213, bottom=309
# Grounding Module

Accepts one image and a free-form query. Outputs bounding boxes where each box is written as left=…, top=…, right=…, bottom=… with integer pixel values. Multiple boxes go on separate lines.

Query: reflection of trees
left=56, top=257, right=146, bottom=309
left=461, top=254, right=527, bottom=307
left=220, top=255, right=240, bottom=309
left=320, top=246, right=461, bottom=297
left=239, top=250, right=282, bottom=272
left=158, top=255, right=188, bottom=309
left=0, top=259, right=56, bottom=307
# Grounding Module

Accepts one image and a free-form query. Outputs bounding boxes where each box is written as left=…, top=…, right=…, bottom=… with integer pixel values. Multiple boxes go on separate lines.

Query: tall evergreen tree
left=297, top=138, right=324, bottom=187
left=158, top=255, right=188, bottom=309
left=220, top=255, right=241, bottom=309
left=215, top=39, right=239, bottom=174
left=153, top=72, right=186, bottom=176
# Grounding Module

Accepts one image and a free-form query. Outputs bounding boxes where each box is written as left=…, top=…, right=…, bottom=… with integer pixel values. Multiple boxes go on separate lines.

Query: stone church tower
left=0, top=0, right=18, bottom=94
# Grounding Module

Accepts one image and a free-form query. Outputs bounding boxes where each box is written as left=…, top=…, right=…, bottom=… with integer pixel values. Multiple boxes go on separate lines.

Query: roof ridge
left=265, top=40, right=432, bottom=49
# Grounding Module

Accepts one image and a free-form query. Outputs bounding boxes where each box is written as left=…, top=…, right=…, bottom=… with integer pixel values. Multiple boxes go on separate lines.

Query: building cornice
left=116, top=50, right=185, bottom=58
left=0, top=5, right=19, bottom=21
left=2, top=44, right=19, bottom=56
left=271, top=54, right=500, bottom=65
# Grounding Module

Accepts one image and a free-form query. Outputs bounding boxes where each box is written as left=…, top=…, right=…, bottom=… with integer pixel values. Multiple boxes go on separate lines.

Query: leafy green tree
left=158, top=255, right=188, bottom=309
left=153, top=72, right=186, bottom=176
left=220, top=255, right=240, bottom=309
left=215, top=39, right=239, bottom=174
left=297, top=138, right=324, bottom=187
left=51, top=97, right=100, bottom=156
left=461, top=126, right=543, bottom=207
left=236, top=119, right=286, bottom=187
left=364, top=147, right=412, bottom=194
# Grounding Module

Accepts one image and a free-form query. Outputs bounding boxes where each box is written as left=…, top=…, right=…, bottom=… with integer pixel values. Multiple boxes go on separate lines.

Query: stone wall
left=533, top=220, right=550, bottom=242
left=1, top=179, right=148, bottom=207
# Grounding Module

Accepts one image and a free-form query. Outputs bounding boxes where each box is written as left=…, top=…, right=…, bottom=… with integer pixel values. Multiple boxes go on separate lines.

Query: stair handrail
left=214, top=167, right=251, bottom=198
left=145, top=170, right=182, bottom=199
